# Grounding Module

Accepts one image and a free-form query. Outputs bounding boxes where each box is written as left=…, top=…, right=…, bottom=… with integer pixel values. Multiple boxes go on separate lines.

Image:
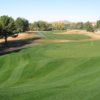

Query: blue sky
left=0, top=0, right=100, bottom=22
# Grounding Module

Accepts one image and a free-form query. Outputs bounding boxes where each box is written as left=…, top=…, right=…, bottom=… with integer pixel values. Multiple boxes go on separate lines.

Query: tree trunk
left=4, top=32, right=8, bottom=46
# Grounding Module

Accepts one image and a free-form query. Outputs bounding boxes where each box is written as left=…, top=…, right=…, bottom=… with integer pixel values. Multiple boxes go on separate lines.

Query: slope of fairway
left=40, top=32, right=91, bottom=40
left=0, top=41, right=100, bottom=100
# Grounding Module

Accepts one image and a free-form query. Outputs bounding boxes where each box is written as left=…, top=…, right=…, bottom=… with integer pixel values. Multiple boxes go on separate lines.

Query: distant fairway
left=40, top=31, right=91, bottom=40
left=0, top=40, right=100, bottom=100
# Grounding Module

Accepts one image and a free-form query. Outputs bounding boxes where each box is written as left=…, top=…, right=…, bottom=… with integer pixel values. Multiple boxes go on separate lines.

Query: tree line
left=29, top=20, right=100, bottom=32
left=0, top=15, right=100, bottom=45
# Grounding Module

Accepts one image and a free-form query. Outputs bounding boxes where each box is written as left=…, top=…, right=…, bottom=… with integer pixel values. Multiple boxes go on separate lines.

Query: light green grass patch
left=41, top=31, right=91, bottom=40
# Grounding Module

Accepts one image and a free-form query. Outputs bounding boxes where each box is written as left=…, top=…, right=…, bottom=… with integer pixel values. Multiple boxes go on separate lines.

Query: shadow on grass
left=0, top=37, right=41, bottom=56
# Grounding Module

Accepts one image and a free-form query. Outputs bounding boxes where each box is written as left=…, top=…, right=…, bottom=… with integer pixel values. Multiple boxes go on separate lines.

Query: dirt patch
left=64, top=30, right=86, bottom=34
left=0, top=32, right=40, bottom=43
left=55, top=30, right=100, bottom=40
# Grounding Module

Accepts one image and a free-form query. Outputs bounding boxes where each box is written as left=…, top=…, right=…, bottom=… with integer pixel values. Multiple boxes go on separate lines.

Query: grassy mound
left=0, top=41, right=100, bottom=100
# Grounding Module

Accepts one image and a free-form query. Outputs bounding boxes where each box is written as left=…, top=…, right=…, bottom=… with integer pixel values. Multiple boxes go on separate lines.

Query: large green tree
left=0, top=24, right=2, bottom=34
left=75, top=22, right=84, bottom=30
left=15, top=17, right=29, bottom=33
left=52, top=22, right=65, bottom=30
left=0, top=15, right=16, bottom=45
left=33, top=21, right=48, bottom=31
left=84, top=22, right=94, bottom=32
left=96, top=20, right=100, bottom=30
left=46, top=24, right=53, bottom=31
left=29, top=22, right=52, bottom=31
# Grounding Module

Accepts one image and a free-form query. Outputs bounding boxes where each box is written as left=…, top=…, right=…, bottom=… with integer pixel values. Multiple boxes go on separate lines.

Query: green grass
left=40, top=31, right=91, bottom=40
left=0, top=40, right=100, bottom=100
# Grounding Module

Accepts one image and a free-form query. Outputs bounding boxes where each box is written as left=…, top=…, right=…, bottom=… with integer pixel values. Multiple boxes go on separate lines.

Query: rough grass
left=41, top=31, right=91, bottom=40
left=0, top=41, right=100, bottom=100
